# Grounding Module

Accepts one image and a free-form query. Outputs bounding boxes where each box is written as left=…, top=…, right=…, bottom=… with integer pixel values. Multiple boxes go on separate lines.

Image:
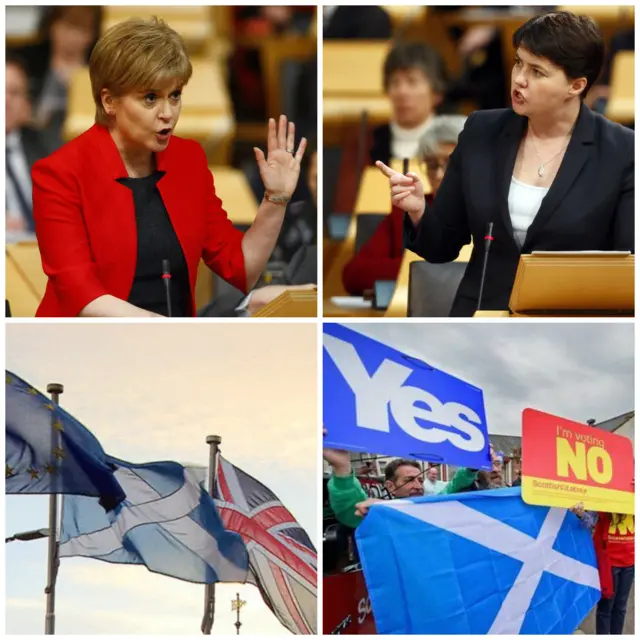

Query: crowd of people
left=322, top=431, right=634, bottom=634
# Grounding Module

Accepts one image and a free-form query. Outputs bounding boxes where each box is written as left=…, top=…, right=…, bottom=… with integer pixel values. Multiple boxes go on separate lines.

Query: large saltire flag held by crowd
left=356, top=487, right=601, bottom=634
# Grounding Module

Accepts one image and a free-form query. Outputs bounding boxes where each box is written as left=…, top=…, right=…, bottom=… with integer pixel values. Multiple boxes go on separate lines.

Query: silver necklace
left=528, top=129, right=572, bottom=178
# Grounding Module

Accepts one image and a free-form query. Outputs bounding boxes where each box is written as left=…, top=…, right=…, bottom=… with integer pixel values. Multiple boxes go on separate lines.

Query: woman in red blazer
left=342, top=115, right=465, bottom=296
left=33, top=17, right=306, bottom=317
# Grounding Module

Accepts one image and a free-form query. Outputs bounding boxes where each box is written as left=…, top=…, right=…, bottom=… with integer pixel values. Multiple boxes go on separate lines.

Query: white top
left=507, top=176, right=549, bottom=247
left=390, top=118, right=432, bottom=160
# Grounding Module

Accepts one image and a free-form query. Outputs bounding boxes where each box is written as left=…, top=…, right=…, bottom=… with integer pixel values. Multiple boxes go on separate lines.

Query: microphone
left=401, top=157, right=410, bottom=252
left=162, top=259, right=172, bottom=317
left=476, top=222, right=494, bottom=312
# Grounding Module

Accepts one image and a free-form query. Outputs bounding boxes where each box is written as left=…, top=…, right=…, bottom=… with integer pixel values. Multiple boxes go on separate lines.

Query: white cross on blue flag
left=60, top=457, right=249, bottom=584
left=355, top=487, right=601, bottom=634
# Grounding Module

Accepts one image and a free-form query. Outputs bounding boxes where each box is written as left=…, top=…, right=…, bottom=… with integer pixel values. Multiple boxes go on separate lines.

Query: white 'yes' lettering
left=324, top=334, right=485, bottom=452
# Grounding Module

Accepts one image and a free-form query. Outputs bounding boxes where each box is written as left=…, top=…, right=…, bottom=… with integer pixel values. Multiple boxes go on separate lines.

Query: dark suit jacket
left=9, top=126, right=52, bottom=231
left=405, top=104, right=634, bottom=316
left=33, top=124, right=246, bottom=317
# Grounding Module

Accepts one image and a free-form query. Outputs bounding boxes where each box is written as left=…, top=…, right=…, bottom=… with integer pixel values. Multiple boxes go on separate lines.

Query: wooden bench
left=6, top=242, right=47, bottom=317
left=323, top=41, right=391, bottom=144
left=101, top=7, right=213, bottom=55
left=606, top=51, right=634, bottom=124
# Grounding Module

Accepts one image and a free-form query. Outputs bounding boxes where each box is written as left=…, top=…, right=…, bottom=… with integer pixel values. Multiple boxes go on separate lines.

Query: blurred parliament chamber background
left=6, top=5, right=317, bottom=317
left=322, top=5, right=634, bottom=318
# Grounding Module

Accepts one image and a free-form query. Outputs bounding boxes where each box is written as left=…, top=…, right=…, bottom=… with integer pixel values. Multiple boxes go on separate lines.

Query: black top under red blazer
left=405, top=103, right=634, bottom=316
left=32, top=124, right=246, bottom=317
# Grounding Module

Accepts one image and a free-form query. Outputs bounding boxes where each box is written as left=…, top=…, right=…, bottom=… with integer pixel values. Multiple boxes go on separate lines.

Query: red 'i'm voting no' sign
left=521, top=408, right=634, bottom=514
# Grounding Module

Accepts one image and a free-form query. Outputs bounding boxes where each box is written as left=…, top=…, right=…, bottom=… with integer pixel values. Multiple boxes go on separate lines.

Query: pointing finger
left=375, top=160, right=395, bottom=177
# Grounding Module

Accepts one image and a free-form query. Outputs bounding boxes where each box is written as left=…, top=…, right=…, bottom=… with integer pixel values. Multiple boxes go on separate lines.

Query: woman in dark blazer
left=377, top=11, right=634, bottom=317
left=33, top=17, right=306, bottom=317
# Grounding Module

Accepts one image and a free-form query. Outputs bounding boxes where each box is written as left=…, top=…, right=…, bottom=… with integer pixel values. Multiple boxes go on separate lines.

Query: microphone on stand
left=162, top=259, right=172, bottom=317
left=476, top=222, right=494, bottom=313
left=401, top=157, right=410, bottom=252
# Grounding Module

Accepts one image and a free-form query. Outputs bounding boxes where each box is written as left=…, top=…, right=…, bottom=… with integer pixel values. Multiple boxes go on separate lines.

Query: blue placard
left=323, top=324, right=491, bottom=469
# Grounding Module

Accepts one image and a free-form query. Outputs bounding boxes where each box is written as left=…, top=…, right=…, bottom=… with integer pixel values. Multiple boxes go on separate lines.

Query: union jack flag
left=214, top=456, right=317, bottom=634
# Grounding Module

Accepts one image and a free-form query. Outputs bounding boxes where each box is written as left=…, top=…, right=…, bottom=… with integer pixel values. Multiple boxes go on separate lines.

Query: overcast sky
left=336, top=322, right=634, bottom=436
left=6, top=323, right=317, bottom=635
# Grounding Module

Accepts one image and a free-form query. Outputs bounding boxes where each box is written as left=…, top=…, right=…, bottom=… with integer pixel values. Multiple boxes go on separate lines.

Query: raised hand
left=322, top=427, right=352, bottom=477
left=375, top=160, right=426, bottom=223
left=355, top=497, right=384, bottom=518
left=254, top=115, right=307, bottom=199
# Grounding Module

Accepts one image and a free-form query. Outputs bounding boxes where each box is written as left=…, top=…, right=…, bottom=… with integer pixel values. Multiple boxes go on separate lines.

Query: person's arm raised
left=241, top=115, right=307, bottom=290
left=374, top=113, right=475, bottom=263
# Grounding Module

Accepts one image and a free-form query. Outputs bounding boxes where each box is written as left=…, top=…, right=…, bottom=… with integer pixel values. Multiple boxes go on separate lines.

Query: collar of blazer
left=88, top=123, right=171, bottom=180
left=494, top=102, right=595, bottom=250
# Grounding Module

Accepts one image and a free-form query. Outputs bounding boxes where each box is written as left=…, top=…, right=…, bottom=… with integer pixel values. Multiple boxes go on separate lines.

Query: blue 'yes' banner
left=323, top=324, right=491, bottom=469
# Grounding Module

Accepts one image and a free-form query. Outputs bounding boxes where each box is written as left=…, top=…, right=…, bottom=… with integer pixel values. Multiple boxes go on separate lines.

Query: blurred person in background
left=229, top=6, right=314, bottom=123
left=342, top=115, right=466, bottom=296
left=433, top=6, right=512, bottom=111
left=323, top=5, right=392, bottom=39
left=9, top=6, right=100, bottom=150
left=272, top=141, right=317, bottom=265
left=6, top=54, right=53, bottom=242
left=333, top=41, right=448, bottom=215
left=376, top=11, right=634, bottom=316
left=32, top=18, right=307, bottom=318
left=423, top=465, right=447, bottom=495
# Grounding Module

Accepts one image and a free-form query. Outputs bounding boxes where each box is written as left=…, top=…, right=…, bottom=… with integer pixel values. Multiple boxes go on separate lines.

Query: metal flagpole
left=45, top=382, right=63, bottom=635
left=201, top=435, right=222, bottom=635
left=231, top=592, right=246, bottom=635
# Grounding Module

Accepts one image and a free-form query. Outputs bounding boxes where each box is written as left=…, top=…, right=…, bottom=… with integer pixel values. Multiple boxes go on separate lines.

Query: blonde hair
left=89, top=17, right=192, bottom=125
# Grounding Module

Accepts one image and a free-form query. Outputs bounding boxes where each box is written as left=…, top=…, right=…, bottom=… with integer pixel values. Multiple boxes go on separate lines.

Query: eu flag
left=6, top=371, right=125, bottom=510
left=60, top=458, right=249, bottom=584
left=356, top=487, right=601, bottom=634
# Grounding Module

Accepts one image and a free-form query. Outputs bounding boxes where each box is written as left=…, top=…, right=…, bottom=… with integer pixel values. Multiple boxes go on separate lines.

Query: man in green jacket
left=324, top=437, right=479, bottom=529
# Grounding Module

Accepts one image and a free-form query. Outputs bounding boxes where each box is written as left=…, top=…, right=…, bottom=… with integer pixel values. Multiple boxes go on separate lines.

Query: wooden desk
left=557, top=5, right=634, bottom=23
left=6, top=250, right=40, bottom=317
left=606, top=51, right=634, bottom=124
left=385, top=244, right=473, bottom=317
left=323, top=214, right=385, bottom=317
left=324, top=41, right=391, bottom=129
left=259, top=35, right=316, bottom=118
left=324, top=41, right=389, bottom=96
left=195, top=167, right=258, bottom=308
left=211, top=167, right=258, bottom=227
left=101, top=7, right=212, bottom=54
left=6, top=242, right=47, bottom=317
left=354, top=161, right=430, bottom=214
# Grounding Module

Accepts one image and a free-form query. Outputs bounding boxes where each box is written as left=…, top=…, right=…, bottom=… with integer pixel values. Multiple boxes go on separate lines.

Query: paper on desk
left=330, top=296, right=372, bottom=310
left=531, top=250, right=632, bottom=256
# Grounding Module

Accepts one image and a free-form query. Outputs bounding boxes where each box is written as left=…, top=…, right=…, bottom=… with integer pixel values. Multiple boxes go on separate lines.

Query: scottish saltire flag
left=356, top=487, right=601, bottom=634
left=60, top=457, right=249, bottom=584
left=215, top=456, right=317, bottom=634
left=6, top=371, right=125, bottom=510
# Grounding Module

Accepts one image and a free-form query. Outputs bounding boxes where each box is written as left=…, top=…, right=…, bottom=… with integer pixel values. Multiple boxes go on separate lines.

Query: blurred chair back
left=354, top=213, right=386, bottom=254
left=408, top=260, right=467, bottom=317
